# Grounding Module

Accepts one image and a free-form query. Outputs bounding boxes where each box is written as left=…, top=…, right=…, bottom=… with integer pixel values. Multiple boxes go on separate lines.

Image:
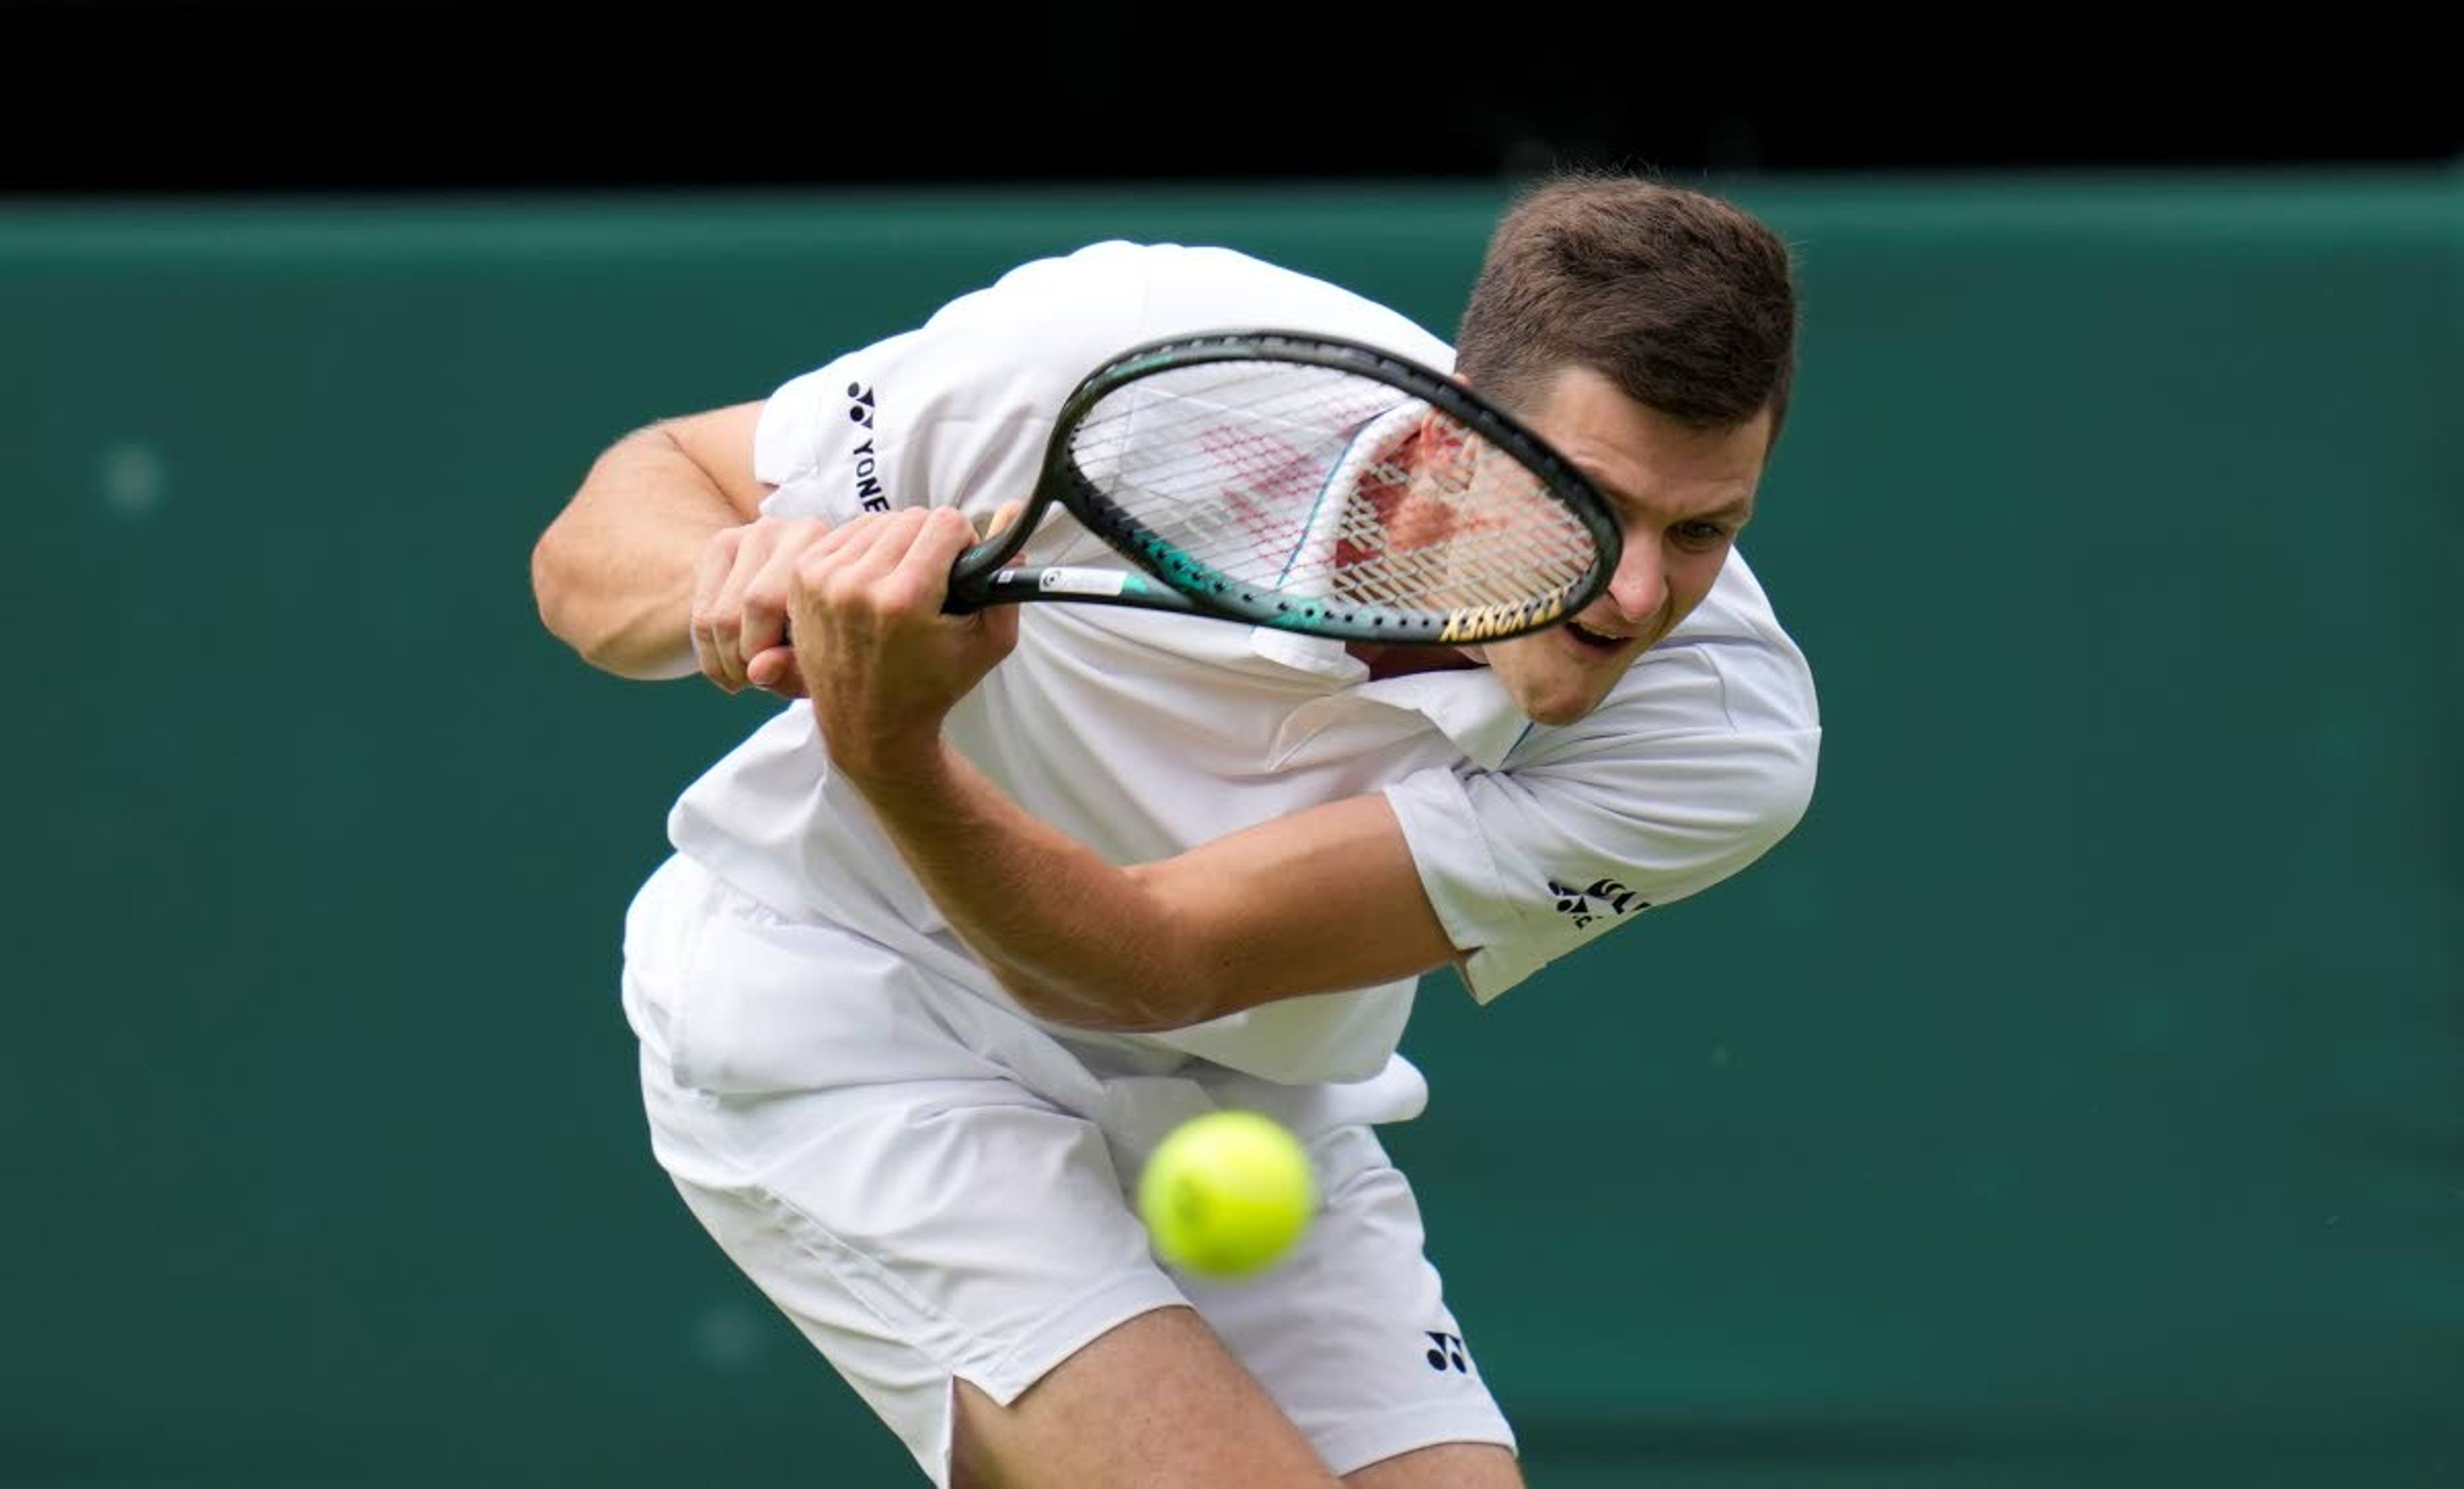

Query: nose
left=1604, top=532, right=1665, bottom=623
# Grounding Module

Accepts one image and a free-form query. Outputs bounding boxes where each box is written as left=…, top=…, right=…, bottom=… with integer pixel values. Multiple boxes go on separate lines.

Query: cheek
left=1487, top=640, right=1551, bottom=693
left=1673, top=554, right=1729, bottom=609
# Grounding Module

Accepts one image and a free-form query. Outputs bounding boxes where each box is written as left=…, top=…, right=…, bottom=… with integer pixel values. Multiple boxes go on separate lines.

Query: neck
left=1349, top=642, right=1482, bottom=681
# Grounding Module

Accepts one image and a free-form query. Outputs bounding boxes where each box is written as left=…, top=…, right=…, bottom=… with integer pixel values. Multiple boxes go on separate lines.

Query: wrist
left=830, top=729, right=960, bottom=804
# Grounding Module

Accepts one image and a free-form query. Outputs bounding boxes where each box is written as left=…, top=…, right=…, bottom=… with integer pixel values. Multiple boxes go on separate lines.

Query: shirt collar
left=1360, top=665, right=1532, bottom=769
left=1236, top=393, right=1534, bottom=768
left=1246, top=628, right=1531, bottom=770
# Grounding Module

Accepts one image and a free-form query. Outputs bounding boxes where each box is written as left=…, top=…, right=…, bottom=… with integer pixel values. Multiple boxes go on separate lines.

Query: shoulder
left=1603, top=549, right=1817, bottom=739
left=954, top=240, right=1455, bottom=368
left=1385, top=553, right=1820, bottom=1002
left=753, top=240, right=1455, bottom=503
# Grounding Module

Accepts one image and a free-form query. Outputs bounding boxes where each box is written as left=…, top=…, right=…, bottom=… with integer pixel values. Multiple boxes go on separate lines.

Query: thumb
left=980, top=500, right=1031, bottom=542
left=747, top=644, right=809, bottom=698
left=976, top=595, right=1022, bottom=655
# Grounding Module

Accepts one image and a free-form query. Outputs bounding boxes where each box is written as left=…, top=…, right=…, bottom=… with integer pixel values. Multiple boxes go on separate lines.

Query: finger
left=980, top=499, right=1030, bottom=540
left=788, top=511, right=907, bottom=621
left=746, top=645, right=807, bottom=696
left=880, top=506, right=983, bottom=610
left=728, top=521, right=807, bottom=687
left=741, top=537, right=807, bottom=660
left=975, top=590, right=1022, bottom=653
left=760, top=517, right=864, bottom=624
left=795, top=515, right=864, bottom=562
left=828, top=509, right=935, bottom=594
left=691, top=528, right=748, bottom=691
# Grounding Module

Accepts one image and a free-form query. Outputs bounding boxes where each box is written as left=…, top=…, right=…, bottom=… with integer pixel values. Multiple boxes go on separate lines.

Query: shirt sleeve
left=1381, top=628, right=1822, bottom=1003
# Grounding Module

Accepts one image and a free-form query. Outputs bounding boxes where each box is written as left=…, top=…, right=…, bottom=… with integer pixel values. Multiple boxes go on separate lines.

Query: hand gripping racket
left=942, top=330, right=1621, bottom=646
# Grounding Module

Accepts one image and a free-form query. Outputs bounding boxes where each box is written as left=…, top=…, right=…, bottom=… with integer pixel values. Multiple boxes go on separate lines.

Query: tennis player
left=532, top=170, right=1820, bottom=1488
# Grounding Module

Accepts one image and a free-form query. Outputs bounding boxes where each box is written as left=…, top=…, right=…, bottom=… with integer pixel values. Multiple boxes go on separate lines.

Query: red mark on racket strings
left=1334, top=422, right=1519, bottom=572
left=1194, top=424, right=1331, bottom=566
left=1180, top=411, right=1527, bottom=592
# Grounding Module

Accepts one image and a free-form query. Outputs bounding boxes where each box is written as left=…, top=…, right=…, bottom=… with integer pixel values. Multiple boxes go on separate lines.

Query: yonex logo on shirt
left=846, top=383, right=887, bottom=512
left=1548, top=877, right=1649, bottom=930
left=1425, top=1331, right=1471, bottom=1373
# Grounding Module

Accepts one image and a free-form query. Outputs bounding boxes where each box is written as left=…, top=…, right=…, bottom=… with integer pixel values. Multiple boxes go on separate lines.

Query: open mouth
left=1565, top=620, right=1627, bottom=653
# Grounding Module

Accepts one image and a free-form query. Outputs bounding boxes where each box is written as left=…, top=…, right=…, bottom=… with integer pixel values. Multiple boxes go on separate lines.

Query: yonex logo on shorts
left=1548, top=877, right=1649, bottom=930
left=846, top=383, right=888, bottom=512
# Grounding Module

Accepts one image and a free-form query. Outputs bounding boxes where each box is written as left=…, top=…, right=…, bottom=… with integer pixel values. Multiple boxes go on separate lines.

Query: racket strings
left=1069, top=361, right=1598, bottom=617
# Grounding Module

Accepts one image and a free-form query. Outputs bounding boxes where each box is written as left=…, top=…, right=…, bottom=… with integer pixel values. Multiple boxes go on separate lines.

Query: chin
left=1509, top=676, right=1604, bottom=727
left=1523, top=695, right=1597, bottom=727
left=1491, top=646, right=1609, bottom=727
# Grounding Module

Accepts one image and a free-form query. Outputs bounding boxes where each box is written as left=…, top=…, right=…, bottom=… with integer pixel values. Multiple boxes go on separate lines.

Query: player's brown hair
left=1455, top=171, right=1798, bottom=443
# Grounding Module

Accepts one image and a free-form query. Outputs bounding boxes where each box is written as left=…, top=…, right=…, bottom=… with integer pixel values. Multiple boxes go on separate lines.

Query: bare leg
left=951, top=1305, right=1341, bottom=1489
left=1344, top=1443, right=1523, bottom=1488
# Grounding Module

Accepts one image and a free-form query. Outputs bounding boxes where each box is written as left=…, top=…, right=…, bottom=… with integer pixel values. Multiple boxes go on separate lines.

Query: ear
left=1416, top=408, right=1469, bottom=459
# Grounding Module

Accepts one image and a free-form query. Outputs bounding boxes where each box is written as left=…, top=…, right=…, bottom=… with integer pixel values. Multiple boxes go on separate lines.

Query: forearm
left=794, top=508, right=1459, bottom=1029
left=531, top=426, right=743, bottom=678
left=845, top=741, right=1228, bottom=1030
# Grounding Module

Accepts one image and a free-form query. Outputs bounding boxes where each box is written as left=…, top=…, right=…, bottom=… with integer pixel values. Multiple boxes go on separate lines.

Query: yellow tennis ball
left=1137, top=1110, right=1317, bottom=1279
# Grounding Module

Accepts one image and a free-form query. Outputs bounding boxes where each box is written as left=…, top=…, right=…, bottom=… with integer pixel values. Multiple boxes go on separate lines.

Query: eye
left=1674, top=521, right=1732, bottom=549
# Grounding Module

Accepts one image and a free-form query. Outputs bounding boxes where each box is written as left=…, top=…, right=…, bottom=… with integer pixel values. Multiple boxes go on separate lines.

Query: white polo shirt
left=665, top=240, right=1822, bottom=1086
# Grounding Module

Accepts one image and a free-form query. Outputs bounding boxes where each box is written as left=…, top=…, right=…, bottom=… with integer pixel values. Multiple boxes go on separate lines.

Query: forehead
left=1520, top=367, right=1770, bottom=512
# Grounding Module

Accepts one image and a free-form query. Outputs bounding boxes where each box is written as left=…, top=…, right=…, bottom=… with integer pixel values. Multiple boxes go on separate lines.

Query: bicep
left=1129, top=793, right=1462, bottom=1018
left=657, top=401, right=772, bottom=521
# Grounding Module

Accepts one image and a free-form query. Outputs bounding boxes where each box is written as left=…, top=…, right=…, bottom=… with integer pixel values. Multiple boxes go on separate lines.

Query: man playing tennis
left=531, top=170, right=1820, bottom=1487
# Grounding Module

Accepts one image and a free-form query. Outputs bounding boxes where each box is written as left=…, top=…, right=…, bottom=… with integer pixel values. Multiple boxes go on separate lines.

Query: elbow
left=993, top=967, right=1228, bottom=1035
left=529, top=518, right=649, bottom=676
left=1664, top=730, right=1822, bottom=894
left=528, top=520, right=590, bottom=660
left=989, top=893, right=1236, bottom=1033
left=1768, top=730, right=1820, bottom=842
left=1731, top=730, right=1822, bottom=868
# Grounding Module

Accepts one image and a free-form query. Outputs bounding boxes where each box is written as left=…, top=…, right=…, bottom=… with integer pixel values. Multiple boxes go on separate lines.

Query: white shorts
left=620, top=852, right=1513, bottom=1486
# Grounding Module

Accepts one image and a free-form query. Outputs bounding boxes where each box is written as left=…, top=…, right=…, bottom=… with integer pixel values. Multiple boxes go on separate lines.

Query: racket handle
left=943, top=565, right=1209, bottom=617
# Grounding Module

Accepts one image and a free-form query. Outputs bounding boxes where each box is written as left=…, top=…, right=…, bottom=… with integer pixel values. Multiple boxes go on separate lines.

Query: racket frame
left=945, top=329, right=1623, bottom=646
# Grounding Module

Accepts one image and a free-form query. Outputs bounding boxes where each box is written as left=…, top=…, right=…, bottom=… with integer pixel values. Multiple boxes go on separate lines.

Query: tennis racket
left=943, top=330, right=1621, bottom=646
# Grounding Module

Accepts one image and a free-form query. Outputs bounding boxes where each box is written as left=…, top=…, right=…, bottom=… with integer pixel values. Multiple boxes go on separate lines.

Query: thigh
left=1180, top=1126, right=1518, bottom=1478
left=629, top=860, right=1210, bottom=1486
left=656, top=1060, right=1200, bottom=1486
left=1345, top=1443, right=1523, bottom=1487
left=952, top=1305, right=1338, bottom=1489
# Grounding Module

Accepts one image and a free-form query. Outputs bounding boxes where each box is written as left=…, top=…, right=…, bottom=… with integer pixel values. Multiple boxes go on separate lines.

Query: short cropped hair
left=1455, top=172, right=1799, bottom=442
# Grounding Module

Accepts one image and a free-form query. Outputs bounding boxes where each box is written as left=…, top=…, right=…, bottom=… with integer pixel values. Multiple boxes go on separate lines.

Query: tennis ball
left=1137, top=1109, right=1317, bottom=1280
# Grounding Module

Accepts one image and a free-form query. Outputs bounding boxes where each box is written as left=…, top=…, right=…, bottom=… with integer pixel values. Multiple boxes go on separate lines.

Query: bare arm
left=855, top=744, right=1460, bottom=1029
left=530, top=402, right=773, bottom=680
left=791, top=506, right=1461, bottom=1032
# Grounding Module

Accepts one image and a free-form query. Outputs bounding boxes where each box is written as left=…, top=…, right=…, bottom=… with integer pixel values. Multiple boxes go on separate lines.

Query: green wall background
left=4, top=171, right=2457, bottom=1485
